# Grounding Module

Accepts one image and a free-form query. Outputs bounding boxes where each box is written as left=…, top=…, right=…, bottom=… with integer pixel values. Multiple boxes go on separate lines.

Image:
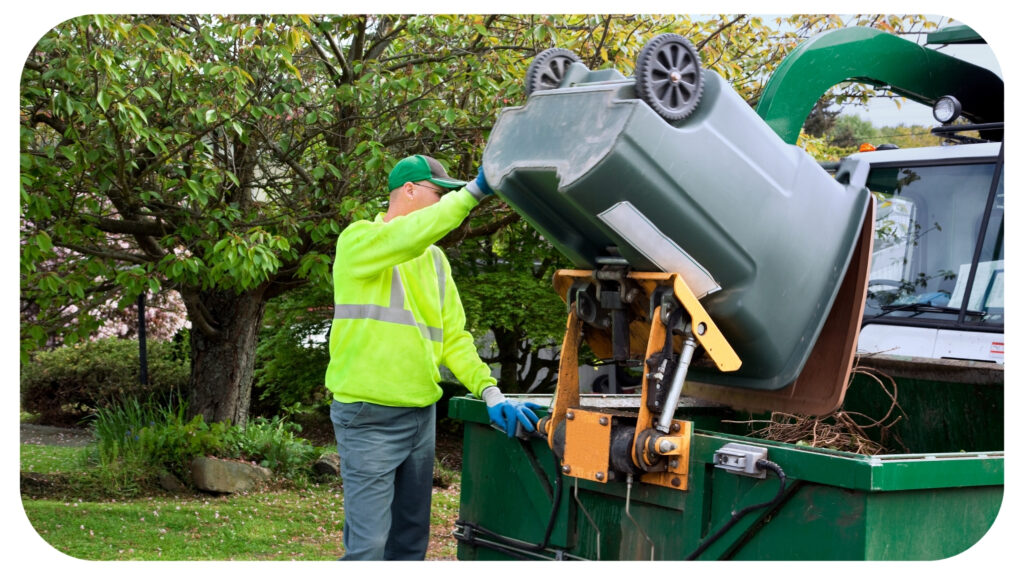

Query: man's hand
left=466, top=166, right=494, bottom=199
left=487, top=400, right=543, bottom=438
left=481, top=386, right=543, bottom=438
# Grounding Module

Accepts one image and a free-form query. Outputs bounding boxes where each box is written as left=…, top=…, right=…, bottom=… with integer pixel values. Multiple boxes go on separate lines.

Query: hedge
left=21, top=337, right=190, bottom=426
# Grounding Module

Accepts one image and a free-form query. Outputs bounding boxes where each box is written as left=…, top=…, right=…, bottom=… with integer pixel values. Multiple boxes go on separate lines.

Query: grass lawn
left=20, top=444, right=461, bottom=561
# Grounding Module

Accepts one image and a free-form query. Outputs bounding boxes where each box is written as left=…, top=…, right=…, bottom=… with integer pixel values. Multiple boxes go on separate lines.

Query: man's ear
left=402, top=181, right=417, bottom=199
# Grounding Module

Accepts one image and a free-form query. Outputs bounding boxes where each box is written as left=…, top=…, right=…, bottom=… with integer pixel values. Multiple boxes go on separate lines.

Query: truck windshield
left=865, top=161, right=1003, bottom=328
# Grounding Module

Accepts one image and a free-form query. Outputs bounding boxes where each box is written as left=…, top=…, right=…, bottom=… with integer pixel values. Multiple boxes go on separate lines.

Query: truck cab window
left=864, top=161, right=1001, bottom=327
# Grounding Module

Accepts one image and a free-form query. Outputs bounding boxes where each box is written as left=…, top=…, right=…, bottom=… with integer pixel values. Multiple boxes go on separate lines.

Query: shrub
left=87, top=397, right=328, bottom=490
left=90, top=395, right=229, bottom=485
left=229, top=416, right=320, bottom=479
left=251, top=320, right=330, bottom=418
left=21, top=337, right=190, bottom=426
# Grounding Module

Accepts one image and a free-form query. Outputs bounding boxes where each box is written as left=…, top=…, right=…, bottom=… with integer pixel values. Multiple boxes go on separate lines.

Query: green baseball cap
left=387, top=155, right=466, bottom=191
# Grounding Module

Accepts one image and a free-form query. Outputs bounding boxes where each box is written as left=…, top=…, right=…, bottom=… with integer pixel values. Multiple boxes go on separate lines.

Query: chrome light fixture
left=933, top=95, right=962, bottom=125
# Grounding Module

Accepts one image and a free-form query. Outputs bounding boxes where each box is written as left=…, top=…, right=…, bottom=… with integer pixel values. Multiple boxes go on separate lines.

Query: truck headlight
left=933, top=95, right=962, bottom=124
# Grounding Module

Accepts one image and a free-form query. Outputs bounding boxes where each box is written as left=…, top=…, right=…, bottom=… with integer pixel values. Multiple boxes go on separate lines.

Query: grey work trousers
left=330, top=400, right=436, bottom=560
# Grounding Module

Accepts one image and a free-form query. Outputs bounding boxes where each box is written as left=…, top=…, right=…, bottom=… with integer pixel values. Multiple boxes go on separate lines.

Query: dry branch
left=723, top=364, right=906, bottom=455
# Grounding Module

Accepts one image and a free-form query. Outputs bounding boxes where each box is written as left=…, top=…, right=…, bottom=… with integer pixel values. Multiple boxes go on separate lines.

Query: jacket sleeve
left=438, top=252, right=498, bottom=397
left=338, top=188, right=478, bottom=278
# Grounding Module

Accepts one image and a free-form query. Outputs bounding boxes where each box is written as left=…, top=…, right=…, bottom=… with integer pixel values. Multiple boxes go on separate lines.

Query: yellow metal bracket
left=562, top=408, right=613, bottom=483
left=638, top=420, right=693, bottom=490
left=546, top=269, right=742, bottom=493
left=629, top=271, right=741, bottom=373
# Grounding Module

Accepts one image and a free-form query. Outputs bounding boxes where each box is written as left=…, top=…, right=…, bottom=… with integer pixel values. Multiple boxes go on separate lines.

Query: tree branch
left=253, top=125, right=316, bottom=188
left=696, top=14, right=747, bottom=51
left=53, top=241, right=154, bottom=265
left=438, top=210, right=520, bottom=247
left=180, top=289, right=222, bottom=338
left=308, top=18, right=347, bottom=84
left=349, top=16, right=367, bottom=62
left=589, top=15, right=613, bottom=69
left=365, top=18, right=406, bottom=61
left=81, top=214, right=167, bottom=237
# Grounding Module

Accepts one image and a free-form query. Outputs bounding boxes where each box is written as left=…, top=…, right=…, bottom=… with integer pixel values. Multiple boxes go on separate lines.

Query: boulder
left=158, top=469, right=189, bottom=493
left=191, top=457, right=272, bottom=494
left=313, top=452, right=341, bottom=478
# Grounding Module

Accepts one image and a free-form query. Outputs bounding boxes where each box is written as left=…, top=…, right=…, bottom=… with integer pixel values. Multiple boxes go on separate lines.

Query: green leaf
left=136, top=23, right=158, bottom=42
left=35, top=231, right=53, bottom=252
left=97, top=90, right=111, bottom=111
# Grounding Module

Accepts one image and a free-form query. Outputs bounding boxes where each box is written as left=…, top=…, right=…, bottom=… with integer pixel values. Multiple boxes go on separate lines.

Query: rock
left=191, top=457, right=272, bottom=494
left=313, top=452, right=341, bottom=478
left=158, top=470, right=189, bottom=493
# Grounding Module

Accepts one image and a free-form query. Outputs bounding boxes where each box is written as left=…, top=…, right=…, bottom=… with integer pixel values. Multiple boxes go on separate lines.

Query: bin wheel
left=635, top=34, right=703, bottom=122
left=525, top=48, right=582, bottom=97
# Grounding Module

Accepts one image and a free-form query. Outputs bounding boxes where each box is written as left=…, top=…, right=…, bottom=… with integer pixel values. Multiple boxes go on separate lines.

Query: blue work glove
left=488, top=401, right=544, bottom=438
left=466, top=166, right=494, bottom=199
left=481, top=386, right=543, bottom=438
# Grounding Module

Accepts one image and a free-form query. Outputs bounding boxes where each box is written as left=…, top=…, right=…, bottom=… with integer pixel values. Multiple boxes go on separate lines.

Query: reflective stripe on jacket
left=324, top=188, right=497, bottom=407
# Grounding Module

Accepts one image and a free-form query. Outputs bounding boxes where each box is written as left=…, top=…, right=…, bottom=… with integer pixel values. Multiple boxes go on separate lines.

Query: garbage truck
left=449, top=24, right=1004, bottom=560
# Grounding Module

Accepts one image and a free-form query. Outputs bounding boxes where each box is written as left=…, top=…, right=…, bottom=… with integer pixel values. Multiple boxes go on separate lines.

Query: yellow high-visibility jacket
left=324, top=187, right=497, bottom=406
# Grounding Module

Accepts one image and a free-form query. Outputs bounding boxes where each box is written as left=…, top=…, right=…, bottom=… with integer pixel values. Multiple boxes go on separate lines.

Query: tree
left=20, top=14, right=525, bottom=424
left=829, top=114, right=880, bottom=149
left=450, top=217, right=572, bottom=393
left=804, top=97, right=842, bottom=137
left=21, top=14, right=936, bottom=425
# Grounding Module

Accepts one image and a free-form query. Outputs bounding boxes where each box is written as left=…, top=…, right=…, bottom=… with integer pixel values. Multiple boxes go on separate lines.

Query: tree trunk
left=185, top=287, right=267, bottom=426
left=492, top=327, right=526, bottom=393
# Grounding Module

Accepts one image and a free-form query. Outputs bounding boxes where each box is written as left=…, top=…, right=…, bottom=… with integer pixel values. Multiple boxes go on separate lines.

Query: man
left=325, top=155, right=542, bottom=560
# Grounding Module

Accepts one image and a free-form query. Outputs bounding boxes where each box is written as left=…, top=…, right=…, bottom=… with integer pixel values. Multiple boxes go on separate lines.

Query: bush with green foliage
left=88, top=397, right=327, bottom=491
left=231, top=416, right=320, bottom=476
left=252, top=319, right=331, bottom=418
left=21, top=337, right=190, bottom=426
left=90, top=397, right=226, bottom=485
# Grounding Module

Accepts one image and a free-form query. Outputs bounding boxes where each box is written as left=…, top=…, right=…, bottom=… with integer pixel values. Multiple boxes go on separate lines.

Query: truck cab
left=852, top=141, right=1004, bottom=363
left=754, top=23, right=1005, bottom=366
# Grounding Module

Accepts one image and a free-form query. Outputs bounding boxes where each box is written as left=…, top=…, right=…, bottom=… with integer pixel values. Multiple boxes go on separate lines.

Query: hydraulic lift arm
left=539, top=268, right=740, bottom=491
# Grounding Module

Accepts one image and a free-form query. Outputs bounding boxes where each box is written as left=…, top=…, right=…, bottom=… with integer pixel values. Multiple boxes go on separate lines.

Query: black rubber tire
left=635, top=34, right=703, bottom=122
left=525, top=48, right=582, bottom=97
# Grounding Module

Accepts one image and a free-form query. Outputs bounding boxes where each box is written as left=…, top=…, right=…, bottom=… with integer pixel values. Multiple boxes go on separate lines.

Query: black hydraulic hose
left=686, top=459, right=787, bottom=561
left=462, top=535, right=540, bottom=560
left=455, top=431, right=565, bottom=556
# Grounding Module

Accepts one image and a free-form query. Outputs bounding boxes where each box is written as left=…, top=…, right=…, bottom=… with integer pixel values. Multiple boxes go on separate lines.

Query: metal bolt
left=566, top=411, right=575, bottom=420
left=625, top=288, right=641, bottom=303
left=668, top=459, right=679, bottom=469
left=697, top=322, right=707, bottom=336
left=659, top=439, right=675, bottom=453
left=562, top=465, right=572, bottom=474
left=595, top=472, right=605, bottom=481
left=599, top=417, right=608, bottom=426
left=671, top=477, right=682, bottom=487
left=670, top=422, right=681, bottom=432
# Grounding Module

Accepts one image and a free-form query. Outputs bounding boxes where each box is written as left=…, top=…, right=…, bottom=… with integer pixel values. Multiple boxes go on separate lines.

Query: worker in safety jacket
left=325, top=154, right=542, bottom=561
